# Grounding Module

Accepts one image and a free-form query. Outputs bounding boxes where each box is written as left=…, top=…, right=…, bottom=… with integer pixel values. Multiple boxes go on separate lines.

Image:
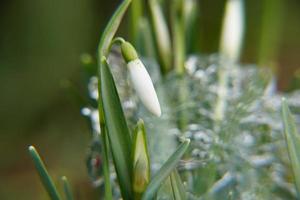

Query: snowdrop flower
left=220, top=0, right=245, bottom=62
left=121, top=41, right=161, bottom=117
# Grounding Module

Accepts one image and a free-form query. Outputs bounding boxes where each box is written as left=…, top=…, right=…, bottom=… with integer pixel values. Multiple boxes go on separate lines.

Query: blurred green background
left=0, top=0, right=300, bottom=199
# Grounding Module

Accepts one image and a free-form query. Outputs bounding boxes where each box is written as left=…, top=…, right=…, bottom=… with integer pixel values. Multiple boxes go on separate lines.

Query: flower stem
left=172, top=0, right=186, bottom=75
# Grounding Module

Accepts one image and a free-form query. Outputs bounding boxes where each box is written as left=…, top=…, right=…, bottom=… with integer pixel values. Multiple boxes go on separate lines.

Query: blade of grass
left=100, top=57, right=133, bottom=200
left=170, top=169, right=187, bottom=200
left=142, top=139, right=190, bottom=200
left=61, top=176, right=74, bottom=200
left=281, top=98, right=300, bottom=196
left=28, top=146, right=62, bottom=200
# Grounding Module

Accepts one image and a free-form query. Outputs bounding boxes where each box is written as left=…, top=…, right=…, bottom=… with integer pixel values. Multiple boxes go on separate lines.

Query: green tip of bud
left=121, top=41, right=139, bottom=63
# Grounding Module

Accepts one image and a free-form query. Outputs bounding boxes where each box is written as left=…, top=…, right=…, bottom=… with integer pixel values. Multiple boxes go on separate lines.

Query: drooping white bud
left=220, top=0, right=245, bottom=62
left=128, top=59, right=161, bottom=117
left=121, top=41, right=161, bottom=117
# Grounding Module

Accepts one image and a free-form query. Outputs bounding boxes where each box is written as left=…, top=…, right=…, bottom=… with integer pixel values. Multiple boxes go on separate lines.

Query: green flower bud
left=132, top=119, right=150, bottom=196
left=121, top=41, right=139, bottom=63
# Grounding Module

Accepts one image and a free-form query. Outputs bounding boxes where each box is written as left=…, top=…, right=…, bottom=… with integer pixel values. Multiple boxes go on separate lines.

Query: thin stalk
left=214, top=64, right=229, bottom=123
left=171, top=0, right=188, bottom=132
left=28, top=146, right=62, bottom=200
left=99, top=123, right=113, bottom=200
left=258, top=0, right=283, bottom=73
left=130, top=0, right=143, bottom=44
left=177, top=77, right=188, bottom=131
left=184, top=0, right=198, bottom=54
left=219, top=0, right=245, bottom=62
left=215, top=0, right=245, bottom=123
left=148, top=0, right=172, bottom=74
left=61, top=176, right=74, bottom=200
left=171, top=0, right=186, bottom=75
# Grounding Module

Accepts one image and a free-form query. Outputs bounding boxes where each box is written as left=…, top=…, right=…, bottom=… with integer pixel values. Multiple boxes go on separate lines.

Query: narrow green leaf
left=100, top=57, right=133, bottom=200
left=142, top=139, right=190, bottom=200
left=28, top=146, right=62, bottom=200
left=97, top=0, right=132, bottom=58
left=281, top=98, right=300, bottom=196
left=61, top=176, right=74, bottom=200
left=170, top=169, right=187, bottom=200
left=148, top=0, right=172, bottom=74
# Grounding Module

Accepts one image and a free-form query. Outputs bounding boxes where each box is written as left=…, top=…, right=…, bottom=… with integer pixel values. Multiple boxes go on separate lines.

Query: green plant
left=28, top=0, right=300, bottom=199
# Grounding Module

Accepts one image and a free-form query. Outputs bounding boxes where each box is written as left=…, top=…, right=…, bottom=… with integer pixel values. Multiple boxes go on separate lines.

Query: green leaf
left=281, top=98, right=300, bottom=196
left=97, top=0, right=131, bottom=58
left=100, top=57, right=133, bottom=200
left=142, top=139, right=190, bottom=200
left=61, top=176, right=74, bottom=200
left=28, top=146, right=62, bottom=200
left=170, top=169, right=187, bottom=200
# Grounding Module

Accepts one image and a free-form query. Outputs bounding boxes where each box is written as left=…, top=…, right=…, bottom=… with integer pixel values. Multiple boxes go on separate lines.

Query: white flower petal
left=128, top=59, right=161, bottom=117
